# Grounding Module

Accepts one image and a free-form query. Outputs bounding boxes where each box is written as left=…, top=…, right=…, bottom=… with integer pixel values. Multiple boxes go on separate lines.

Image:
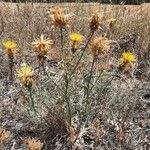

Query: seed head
left=89, top=13, right=103, bottom=31
left=91, top=37, right=111, bottom=57
left=48, top=7, right=73, bottom=28
left=31, top=35, right=53, bottom=59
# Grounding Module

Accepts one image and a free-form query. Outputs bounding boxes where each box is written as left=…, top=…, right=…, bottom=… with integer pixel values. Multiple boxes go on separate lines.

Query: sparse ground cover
left=0, top=2, right=150, bottom=150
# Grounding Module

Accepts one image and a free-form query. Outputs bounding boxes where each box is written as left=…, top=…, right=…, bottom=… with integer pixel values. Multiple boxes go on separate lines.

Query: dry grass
left=0, top=2, right=149, bottom=52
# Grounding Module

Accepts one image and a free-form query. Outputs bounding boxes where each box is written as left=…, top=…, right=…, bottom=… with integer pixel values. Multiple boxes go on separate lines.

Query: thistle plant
left=55, top=11, right=107, bottom=129
left=83, top=37, right=111, bottom=118
left=0, top=3, right=148, bottom=149
left=2, top=40, right=17, bottom=82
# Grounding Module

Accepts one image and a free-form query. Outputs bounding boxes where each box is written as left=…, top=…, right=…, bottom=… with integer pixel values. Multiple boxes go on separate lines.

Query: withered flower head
left=89, top=12, right=103, bottom=31
left=24, top=137, right=43, bottom=150
left=2, top=40, right=17, bottom=57
left=0, top=128, right=11, bottom=144
left=31, top=35, right=53, bottom=59
left=48, top=7, right=73, bottom=28
left=91, top=37, right=111, bottom=57
left=16, top=65, right=34, bottom=88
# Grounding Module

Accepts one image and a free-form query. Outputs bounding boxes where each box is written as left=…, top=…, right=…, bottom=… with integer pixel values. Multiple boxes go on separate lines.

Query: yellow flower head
left=16, top=65, right=34, bottom=88
left=91, top=37, right=111, bottom=56
left=2, top=41, right=17, bottom=56
left=16, top=66, right=34, bottom=78
left=107, top=17, right=117, bottom=23
left=70, top=33, right=83, bottom=53
left=70, top=33, right=83, bottom=43
left=118, top=52, right=136, bottom=71
left=108, top=17, right=117, bottom=28
left=24, top=137, right=43, bottom=150
left=3, top=41, right=17, bottom=49
left=31, top=35, right=53, bottom=59
left=119, top=52, right=136, bottom=64
left=0, top=128, right=11, bottom=144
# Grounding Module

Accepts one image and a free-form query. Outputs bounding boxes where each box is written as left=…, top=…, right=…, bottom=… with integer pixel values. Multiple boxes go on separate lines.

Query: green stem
left=78, top=57, right=95, bottom=131
left=60, top=27, right=64, bottom=60
left=101, top=70, right=119, bottom=94
left=28, top=87, right=36, bottom=112
left=97, top=70, right=120, bottom=107
left=37, top=58, right=42, bottom=78
left=88, top=71, right=103, bottom=94
left=64, top=75, right=72, bottom=126
left=60, top=27, right=63, bottom=51
left=41, top=59, right=49, bottom=77
left=36, top=57, right=46, bottom=82
left=9, top=56, right=14, bottom=83
left=84, top=56, right=95, bottom=115
left=69, top=31, right=95, bottom=79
